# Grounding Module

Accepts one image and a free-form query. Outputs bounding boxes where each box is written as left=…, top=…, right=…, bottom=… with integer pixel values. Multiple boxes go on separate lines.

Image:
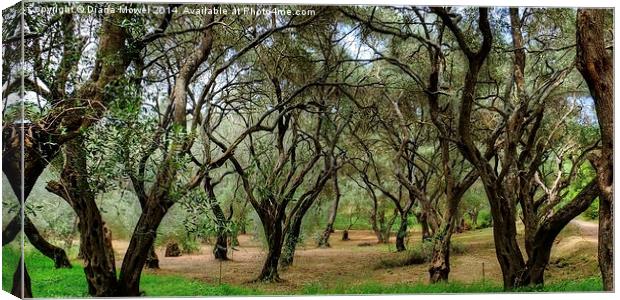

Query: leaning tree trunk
left=318, top=174, right=340, bottom=247
left=576, top=8, right=614, bottom=291
left=145, top=246, right=160, bottom=268
left=415, top=212, right=431, bottom=241
left=519, top=180, right=599, bottom=287
left=256, top=209, right=285, bottom=282
left=429, top=217, right=457, bottom=283
left=12, top=255, right=32, bottom=299
left=136, top=199, right=161, bottom=269
left=117, top=197, right=171, bottom=296
left=23, top=216, right=72, bottom=268
left=205, top=177, right=229, bottom=260
left=486, top=188, right=527, bottom=289
left=46, top=137, right=119, bottom=296
left=281, top=213, right=304, bottom=268
left=395, top=213, right=409, bottom=252
left=3, top=125, right=61, bottom=297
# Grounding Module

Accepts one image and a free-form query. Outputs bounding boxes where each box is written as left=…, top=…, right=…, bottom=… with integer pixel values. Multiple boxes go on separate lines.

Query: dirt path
left=570, top=219, right=598, bottom=239
left=111, top=224, right=599, bottom=294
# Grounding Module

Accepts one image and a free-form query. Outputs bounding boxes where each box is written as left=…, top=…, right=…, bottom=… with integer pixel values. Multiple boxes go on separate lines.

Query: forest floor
left=111, top=220, right=600, bottom=294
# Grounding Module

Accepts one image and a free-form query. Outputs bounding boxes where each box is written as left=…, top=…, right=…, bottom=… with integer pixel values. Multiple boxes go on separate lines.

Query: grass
left=2, top=245, right=602, bottom=297
left=376, top=240, right=468, bottom=269
left=333, top=214, right=422, bottom=231
left=1, top=246, right=260, bottom=297
left=301, top=277, right=603, bottom=294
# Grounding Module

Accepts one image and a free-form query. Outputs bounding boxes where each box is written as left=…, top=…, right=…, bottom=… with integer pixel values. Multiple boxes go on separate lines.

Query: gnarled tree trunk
left=145, top=246, right=160, bottom=269
left=205, top=176, right=229, bottom=260
left=256, top=208, right=284, bottom=282
left=46, top=137, right=119, bottom=296
left=117, top=197, right=171, bottom=296
left=429, top=229, right=452, bottom=283
left=576, top=8, right=614, bottom=292
left=281, top=214, right=303, bottom=268
left=415, top=212, right=431, bottom=241
left=395, top=214, right=408, bottom=252
left=318, top=174, right=340, bottom=248
left=23, top=216, right=72, bottom=268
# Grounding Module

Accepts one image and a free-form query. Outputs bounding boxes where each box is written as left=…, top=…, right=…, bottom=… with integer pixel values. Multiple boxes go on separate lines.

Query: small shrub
left=158, top=231, right=201, bottom=255
left=477, top=210, right=493, bottom=229
left=180, top=236, right=200, bottom=254
left=376, top=241, right=433, bottom=269
left=165, top=243, right=182, bottom=257
left=583, top=199, right=599, bottom=220
left=450, top=241, right=467, bottom=254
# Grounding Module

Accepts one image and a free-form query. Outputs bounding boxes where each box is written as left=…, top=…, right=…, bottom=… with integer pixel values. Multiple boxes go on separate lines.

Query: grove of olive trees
left=1, top=2, right=614, bottom=297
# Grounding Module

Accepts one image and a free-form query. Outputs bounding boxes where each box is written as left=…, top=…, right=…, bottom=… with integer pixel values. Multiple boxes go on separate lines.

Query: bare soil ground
left=111, top=220, right=599, bottom=293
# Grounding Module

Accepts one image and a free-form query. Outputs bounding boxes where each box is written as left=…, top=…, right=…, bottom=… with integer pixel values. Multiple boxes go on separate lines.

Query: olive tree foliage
left=89, top=5, right=330, bottom=295
left=341, top=6, right=480, bottom=280
left=3, top=2, right=329, bottom=296
left=340, top=6, right=605, bottom=288
left=2, top=2, right=145, bottom=296
left=430, top=7, right=600, bottom=288
left=218, top=12, right=379, bottom=280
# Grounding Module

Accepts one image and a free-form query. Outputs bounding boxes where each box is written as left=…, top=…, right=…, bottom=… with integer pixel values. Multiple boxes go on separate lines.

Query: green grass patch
left=301, top=277, right=603, bottom=294
left=333, top=214, right=421, bottom=232
left=2, top=246, right=601, bottom=296
left=302, top=281, right=503, bottom=294
left=514, top=277, right=603, bottom=292
left=2, top=246, right=260, bottom=297
left=376, top=241, right=468, bottom=269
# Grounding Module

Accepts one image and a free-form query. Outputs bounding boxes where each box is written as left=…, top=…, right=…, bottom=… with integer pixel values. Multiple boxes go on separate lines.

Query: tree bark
left=23, top=216, right=72, bottom=268
left=415, top=212, right=431, bottom=241
left=116, top=194, right=172, bottom=296
left=11, top=255, right=32, bottom=299
left=429, top=192, right=458, bottom=283
left=576, top=8, right=614, bottom=291
left=256, top=210, right=284, bottom=282
left=205, top=176, right=229, bottom=260
left=519, top=180, right=599, bottom=286
left=318, top=174, right=340, bottom=248
left=395, top=214, right=408, bottom=252
left=281, top=213, right=303, bottom=268
left=280, top=179, right=329, bottom=267
left=46, top=137, right=119, bottom=296
left=213, top=234, right=228, bottom=260
left=145, top=246, right=160, bottom=268
left=429, top=230, right=452, bottom=283
left=2, top=216, right=20, bottom=246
